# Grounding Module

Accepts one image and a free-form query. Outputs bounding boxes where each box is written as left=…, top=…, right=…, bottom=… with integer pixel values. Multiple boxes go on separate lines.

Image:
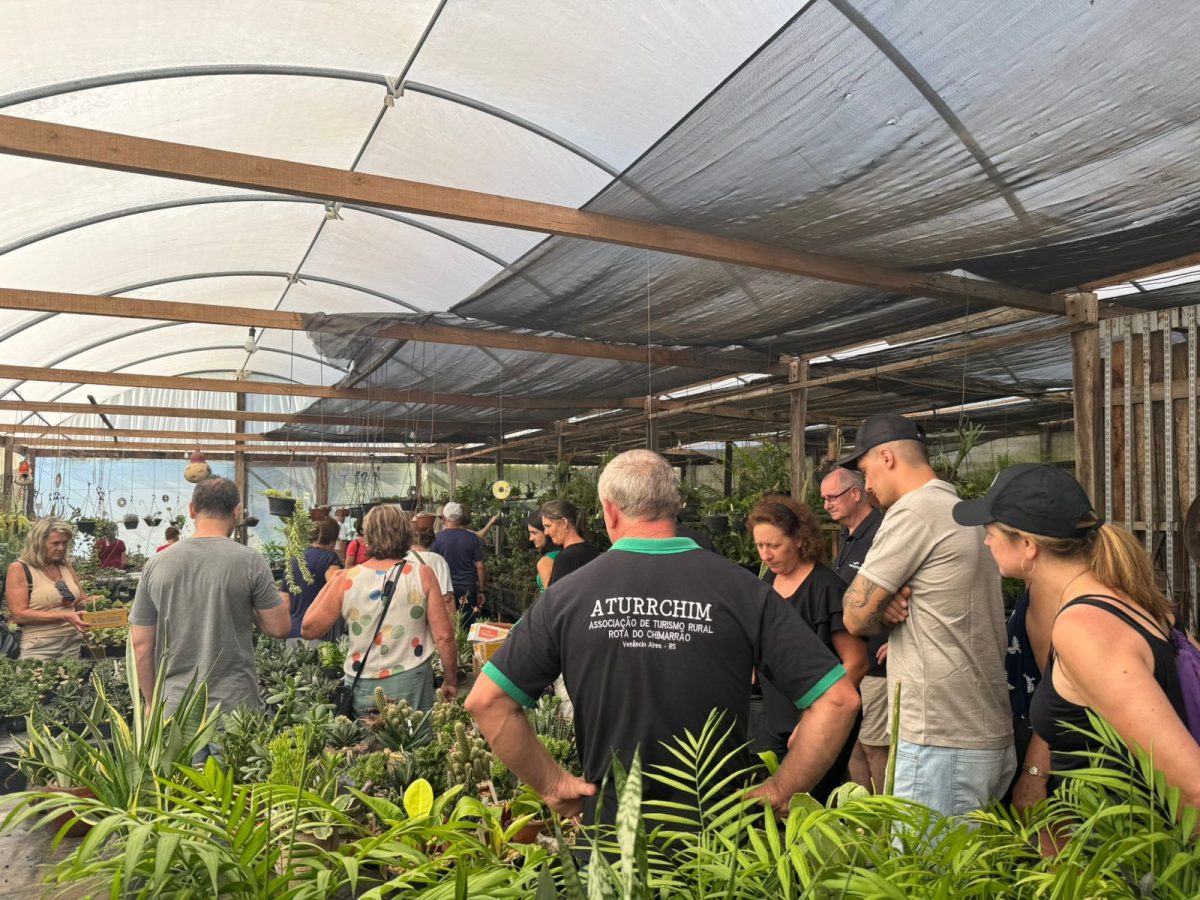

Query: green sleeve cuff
left=482, top=661, right=537, bottom=708
left=794, top=664, right=846, bottom=710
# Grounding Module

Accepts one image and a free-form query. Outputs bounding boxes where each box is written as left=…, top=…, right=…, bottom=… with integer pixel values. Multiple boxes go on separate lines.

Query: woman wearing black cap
left=954, top=464, right=1200, bottom=823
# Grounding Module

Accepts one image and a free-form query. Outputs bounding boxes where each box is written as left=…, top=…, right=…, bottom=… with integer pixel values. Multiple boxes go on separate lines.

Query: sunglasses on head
left=54, top=580, right=76, bottom=606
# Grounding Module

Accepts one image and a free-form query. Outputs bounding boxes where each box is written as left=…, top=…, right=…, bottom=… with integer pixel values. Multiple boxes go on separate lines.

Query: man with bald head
left=820, top=466, right=887, bottom=790
left=840, top=414, right=1013, bottom=818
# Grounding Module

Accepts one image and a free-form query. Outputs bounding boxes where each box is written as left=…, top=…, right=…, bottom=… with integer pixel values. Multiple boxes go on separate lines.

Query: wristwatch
left=1025, top=765, right=1049, bottom=779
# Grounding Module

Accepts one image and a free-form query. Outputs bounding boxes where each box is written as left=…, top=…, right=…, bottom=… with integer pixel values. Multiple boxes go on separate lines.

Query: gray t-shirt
left=857, top=479, right=1012, bottom=750
left=130, top=536, right=281, bottom=714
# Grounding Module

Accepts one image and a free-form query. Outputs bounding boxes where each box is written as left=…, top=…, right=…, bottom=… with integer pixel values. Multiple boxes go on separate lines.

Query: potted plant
left=701, top=514, right=729, bottom=532
left=74, top=517, right=96, bottom=535
left=143, top=514, right=162, bottom=527
left=263, top=488, right=297, bottom=519
left=243, top=515, right=259, bottom=528
left=309, top=506, right=330, bottom=522
left=16, top=725, right=97, bottom=836
left=275, top=504, right=314, bottom=594
left=121, top=513, right=139, bottom=530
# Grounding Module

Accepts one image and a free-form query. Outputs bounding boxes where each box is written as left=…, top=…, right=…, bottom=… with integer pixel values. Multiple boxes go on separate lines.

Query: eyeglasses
left=54, top=580, right=76, bottom=606
left=821, top=486, right=855, bottom=506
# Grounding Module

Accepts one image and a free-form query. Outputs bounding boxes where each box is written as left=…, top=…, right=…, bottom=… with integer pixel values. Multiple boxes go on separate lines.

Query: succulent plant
left=446, top=721, right=494, bottom=797
left=324, top=715, right=365, bottom=750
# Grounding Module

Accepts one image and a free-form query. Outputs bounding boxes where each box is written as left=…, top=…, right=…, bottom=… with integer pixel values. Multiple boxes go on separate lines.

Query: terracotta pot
left=309, top=508, right=330, bottom=522
left=39, top=785, right=95, bottom=837
left=510, top=818, right=549, bottom=844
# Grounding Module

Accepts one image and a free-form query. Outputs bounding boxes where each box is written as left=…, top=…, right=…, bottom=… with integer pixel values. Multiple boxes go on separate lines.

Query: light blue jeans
left=893, top=740, right=1016, bottom=818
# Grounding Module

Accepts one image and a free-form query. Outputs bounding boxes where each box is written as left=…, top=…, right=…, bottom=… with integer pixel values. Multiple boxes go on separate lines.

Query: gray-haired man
left=467, top=449, right=859, bottom=828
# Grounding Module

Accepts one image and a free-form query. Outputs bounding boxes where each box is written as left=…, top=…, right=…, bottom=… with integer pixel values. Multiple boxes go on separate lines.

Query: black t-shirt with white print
left=485, top=536, right=845, bottom=825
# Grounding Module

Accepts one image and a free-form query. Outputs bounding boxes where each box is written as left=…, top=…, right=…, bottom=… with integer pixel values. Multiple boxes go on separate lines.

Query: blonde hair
left=20, top=517, right=75, bottom=570
left=993, top=515, right=1172, bottom=625
left=362, top=504, right=413, bottom=559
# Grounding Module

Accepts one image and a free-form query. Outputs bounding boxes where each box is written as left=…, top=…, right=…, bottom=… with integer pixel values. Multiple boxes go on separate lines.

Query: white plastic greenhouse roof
left=3, top=1, right=1200, bottom=453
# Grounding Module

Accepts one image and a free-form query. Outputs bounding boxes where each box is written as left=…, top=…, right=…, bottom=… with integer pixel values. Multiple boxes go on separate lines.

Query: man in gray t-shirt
left=130, top=477, right=291, bottom=715
left=839, top=414, right=1014, bottom=819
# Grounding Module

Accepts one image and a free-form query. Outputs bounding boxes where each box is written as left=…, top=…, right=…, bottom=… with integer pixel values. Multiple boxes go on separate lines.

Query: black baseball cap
left=952, top=463, right=1097, bottom=538
left=837, top=413, right=926, bottom=468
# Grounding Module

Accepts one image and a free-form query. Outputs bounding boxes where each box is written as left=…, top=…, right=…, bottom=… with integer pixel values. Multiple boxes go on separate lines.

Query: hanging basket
left=399, top=498, right=417, bottom=512
left=143, top=515, right=162, bottom=527
left=267, top=496, right=296, bottom=518
left=244, top=515, right=259, bottom=528
left=75, top=519, right=96, bottom=535
left=347, top=505, right=365, bottom=519
left=309, top=507, right=330, bottom=522
left=701, top=514, right=729, bottom=533
left=122, top=513, right=140, bottom=530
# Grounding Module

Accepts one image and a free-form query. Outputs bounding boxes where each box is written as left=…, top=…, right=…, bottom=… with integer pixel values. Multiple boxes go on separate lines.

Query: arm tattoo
left=844, top=575, right=894, bottom=634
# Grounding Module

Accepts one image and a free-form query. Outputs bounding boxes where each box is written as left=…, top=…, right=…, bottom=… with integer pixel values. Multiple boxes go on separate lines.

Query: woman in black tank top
left=952, top=464, right=1200, bottom=823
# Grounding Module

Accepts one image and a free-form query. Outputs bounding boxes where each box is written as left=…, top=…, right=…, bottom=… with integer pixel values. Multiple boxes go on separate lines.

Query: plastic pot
left=75, top=519, right=96, bottom=535
left=730, top=517, right=747, bottom=534
left=267, top=496, right=296, bottom=518
left=243, top=516, right=259, bottom=527
left=122, top=513, right=140, bottom=530
left=701, top=514, right=729, bottom=533
left=679, top=504, right=700, bottom=523
left=143, top=515, right=162, bottom=527
left=309, top=507, right=330, bottom=522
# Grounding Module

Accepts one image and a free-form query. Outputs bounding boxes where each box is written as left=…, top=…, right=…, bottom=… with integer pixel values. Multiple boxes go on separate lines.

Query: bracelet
left=1025, top=765, right=1049, bottom=779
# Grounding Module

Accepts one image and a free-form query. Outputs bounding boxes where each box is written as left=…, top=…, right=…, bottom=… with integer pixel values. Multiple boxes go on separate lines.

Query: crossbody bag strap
left=346, top=563, right=402, bottom=697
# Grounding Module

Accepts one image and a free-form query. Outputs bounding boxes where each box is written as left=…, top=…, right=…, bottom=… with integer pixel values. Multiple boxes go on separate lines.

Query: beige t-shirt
left=858, top=479, right=1012, bottom=749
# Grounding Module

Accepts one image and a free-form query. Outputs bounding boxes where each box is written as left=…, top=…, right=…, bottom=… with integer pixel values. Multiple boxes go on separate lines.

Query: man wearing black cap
left=839, top=414, right=1014, bottom=818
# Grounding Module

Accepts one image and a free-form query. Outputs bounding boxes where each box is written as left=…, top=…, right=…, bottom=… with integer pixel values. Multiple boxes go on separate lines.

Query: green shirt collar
left=610, top=537, right=701, bottom=555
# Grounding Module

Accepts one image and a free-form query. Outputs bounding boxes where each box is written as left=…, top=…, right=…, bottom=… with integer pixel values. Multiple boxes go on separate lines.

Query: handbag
left=333, top=563, right=402, bottom=717
left=0, top=562, right=34, bottom=660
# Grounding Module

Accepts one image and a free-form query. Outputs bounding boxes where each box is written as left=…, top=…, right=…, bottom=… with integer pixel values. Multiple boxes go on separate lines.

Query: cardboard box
left=81, top=608, right=129, bottom=628
left=468, top=621, right=512, bottom=643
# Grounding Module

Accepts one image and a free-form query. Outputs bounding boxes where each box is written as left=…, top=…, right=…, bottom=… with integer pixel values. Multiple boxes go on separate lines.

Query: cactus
left=446, top=721, right=494, bottom=797
left=430, top=687, right=471, bottom=737
left=364, top=687, right=431, bottom=752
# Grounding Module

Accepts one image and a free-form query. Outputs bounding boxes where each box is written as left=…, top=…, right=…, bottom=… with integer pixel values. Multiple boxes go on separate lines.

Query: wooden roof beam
left=0, top=287, right=780, bottom=376
left=0, top=364, right=629, bottom=411
left=0, top=115, right=1065, bottom=316
left=0, top=399, right=409, bottom=426
left=16, top=437, right=440, bottom=456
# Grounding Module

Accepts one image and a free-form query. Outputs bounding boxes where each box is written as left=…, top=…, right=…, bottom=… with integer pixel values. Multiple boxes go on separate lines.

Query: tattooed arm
left=843, top=575, right=911, bottom=636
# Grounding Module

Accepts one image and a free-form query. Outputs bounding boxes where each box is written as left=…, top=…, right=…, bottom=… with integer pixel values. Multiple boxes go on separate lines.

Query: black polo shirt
left=485, top=536, right=843, bottom=826
left=834, top=508, right=886, bottom=677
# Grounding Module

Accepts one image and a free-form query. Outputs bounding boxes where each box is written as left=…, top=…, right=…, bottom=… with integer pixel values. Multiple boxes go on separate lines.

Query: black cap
left=837, top=413, right=925, bottom=468
left=952, top=463, right=1097, bottom=538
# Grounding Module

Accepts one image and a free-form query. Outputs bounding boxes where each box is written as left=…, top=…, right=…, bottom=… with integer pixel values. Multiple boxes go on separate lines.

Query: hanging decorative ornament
left=492, top=480, right=512, bottom=501
left=116, top=497, right=127, bottom=508
left=184, top=449, right=212, bottom=484
left=14, top=459, right=32, bottom=485
left=162, top=494, right=170, bottom=503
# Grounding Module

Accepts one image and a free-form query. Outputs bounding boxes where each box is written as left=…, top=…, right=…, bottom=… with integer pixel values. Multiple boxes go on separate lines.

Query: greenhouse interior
left=0, top=1, right=1199, bottom=896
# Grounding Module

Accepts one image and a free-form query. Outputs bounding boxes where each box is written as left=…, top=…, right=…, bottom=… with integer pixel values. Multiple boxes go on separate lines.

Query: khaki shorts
left=858, top=674, right=890, bottom=747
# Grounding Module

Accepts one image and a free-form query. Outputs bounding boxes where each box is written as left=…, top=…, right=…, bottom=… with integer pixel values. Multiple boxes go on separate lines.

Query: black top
left=548, top=541, right=602, bottom=584
left=834, top=509, right=886, bottom=677
left=486, top=536, right=844, bottom=827
left=288, top=547, right=341, bottom=638
left=1030, top=595, right=1185, bottom=789
left=429, top=527, right=483, bottom=594
left=760, top=564, right=848, bottom=745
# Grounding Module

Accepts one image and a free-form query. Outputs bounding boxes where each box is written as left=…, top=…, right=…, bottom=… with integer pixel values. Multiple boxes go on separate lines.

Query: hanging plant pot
left=347, top=505, right=365, bottom=519
left=267, top=496, right=296, bottom=518
left=309, top=507, right=330, bottom=522
left=399, top=498, right=417, bottom=511
left=679, top=504, right=700, bottom=523
left=730, top=517, right=747, bottom=535
left=143, top=515, right=162, bottom=527
left=122, top=513, right=140, bottom=530
left=335, top=508, right=349, bottom=519
left=413, top=513, right=436, bottom=531
left=702, top=514, right=729, bottom=533
left=75, top=519, right=96, bottom=535
left=243, top=516, right=259, bottom=528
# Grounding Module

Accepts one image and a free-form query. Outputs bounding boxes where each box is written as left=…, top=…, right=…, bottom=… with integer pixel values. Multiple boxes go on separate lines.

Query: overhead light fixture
left=244, top=327, right=258, bottom=354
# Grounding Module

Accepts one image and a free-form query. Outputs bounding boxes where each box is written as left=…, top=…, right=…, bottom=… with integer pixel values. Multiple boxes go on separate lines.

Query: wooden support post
left=23, top=449, right=34, bottom=518
left=555, top=421, right=565, bottom=464
left=233, top=393, right=248, bottom=544
left=447, top=450, right=458, bottom=494
left=645, top=397, right=660, bottom=452
left=1068, top=293, right=1103, bottom=508
left=724, top=441, right=734, bottom=499
left=2, top=435, right=12, bottom=511
left=314, top=457, right=329, bottom=506
left=789, top=359, right=809, bottom=500
left=413, top=456, right=423, bottom=509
